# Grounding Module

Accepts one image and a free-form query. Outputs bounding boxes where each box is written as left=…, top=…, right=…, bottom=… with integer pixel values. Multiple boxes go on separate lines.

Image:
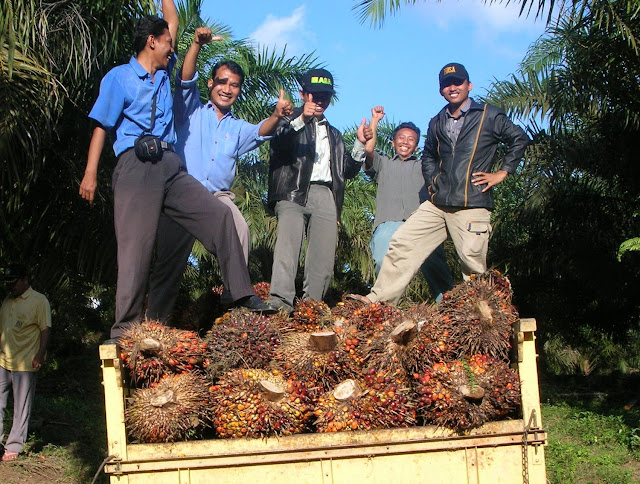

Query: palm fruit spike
left=210, top=368, right=312, bottom=438
left=125, top=373, right=213, bottom=443
left=118, top=321, right=170, bottom=385
left=349, top=301, right=401, bottom=338
left=205, top=308, right=282, bottom=380
left=290, top=299, right=333, bottom=332
left=314, top=379, right=364, bottom=432
left=413, top=360, right=492, bottom=432
left=253, top=282, right=271, bottom=302
left=437, top=270, right=519, bottom=360
left=365, top=319, right=419, bottom=376
left=362, top=368, right=417, bottom=429
left=334, top=302, right=403, bottom=370
left=402, top=304, right=459, bottom=374
left=314, top=375, right=416, bottom=432
left=331, top=296, right=364, bottom=326
left=275, top=330, right=358, bottom=399
left=413, top=355, right=519, bottom=432
left=119, top=321, right=209, bottom=386
left=467, top=354, right=521, bottom=419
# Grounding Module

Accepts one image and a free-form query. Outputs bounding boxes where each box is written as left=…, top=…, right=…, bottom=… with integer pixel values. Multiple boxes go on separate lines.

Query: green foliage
left=544, top=402, right=640, bottom=483
left=487, top=0, right=640, bottom=343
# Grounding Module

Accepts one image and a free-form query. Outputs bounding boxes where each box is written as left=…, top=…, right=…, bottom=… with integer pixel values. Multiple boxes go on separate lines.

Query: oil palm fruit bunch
left=467, top=354, right=521, bottom=418
left=290, top=299, right=333, bottom=331
left=314, top=376, right=415, bottom=432
left=330, top=297, right=364, bottom=326
left=337, top=302, right=403, bottom=369
left=401, top=304, right=459, bottom=374
left=362, top=368, right=417, bottom=428
left=413, top=355, right=520, bottom=432
left=119, top=321, right=208, bottom=386
left=438, top=270, right=519, bottom=360
left=252, top=282, right=271, bottom=302
left=365, top=319, right=419, bottom=376
left=125, top=373, right=213, bottom=442
left=413, top=360, right=491, bottom=432
left=210, top=368, right=313, bottom=438
left=349, top=301, right=401, bottom=337
left=204, top=308, right=282, bottom=380
left=275, top=330, right=358, bottom=399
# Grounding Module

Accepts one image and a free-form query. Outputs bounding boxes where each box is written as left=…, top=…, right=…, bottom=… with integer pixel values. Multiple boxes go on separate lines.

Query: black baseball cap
left=300, top=68, right=335, bottom=94
left=439, top=63, right=469, bottom=89
left=2, top=264, right=28, bottom=283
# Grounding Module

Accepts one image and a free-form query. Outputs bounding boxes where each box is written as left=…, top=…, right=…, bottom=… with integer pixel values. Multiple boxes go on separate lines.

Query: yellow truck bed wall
left=99, top=318, right=546, bottom=484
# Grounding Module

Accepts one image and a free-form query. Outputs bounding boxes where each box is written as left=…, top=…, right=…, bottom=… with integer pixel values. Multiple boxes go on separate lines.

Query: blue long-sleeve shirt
left=173, top=71, right=270, bottom=192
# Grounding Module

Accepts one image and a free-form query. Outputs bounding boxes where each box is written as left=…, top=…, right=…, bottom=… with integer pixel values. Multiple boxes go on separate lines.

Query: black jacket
left=421, top=99, right=530, bottom=210
left=268, top=108, right=361, bottom=218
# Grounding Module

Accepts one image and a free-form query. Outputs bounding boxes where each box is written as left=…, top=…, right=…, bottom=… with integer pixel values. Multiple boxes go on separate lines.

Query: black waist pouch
left=134, top=135, right=163, bottom=162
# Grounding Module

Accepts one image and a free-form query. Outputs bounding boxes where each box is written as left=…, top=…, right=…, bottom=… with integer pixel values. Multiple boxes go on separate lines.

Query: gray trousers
left=269, top=185, right=338, bottom=306
left=147, top=192, right=250, bottom=321
left=0, top=366, right=37, bottom=454
left=111, top=149, right=254, bottom=338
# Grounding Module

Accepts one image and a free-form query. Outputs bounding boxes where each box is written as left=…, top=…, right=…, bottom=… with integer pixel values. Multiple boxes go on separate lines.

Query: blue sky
left=201, top=1, right=547, bottom=134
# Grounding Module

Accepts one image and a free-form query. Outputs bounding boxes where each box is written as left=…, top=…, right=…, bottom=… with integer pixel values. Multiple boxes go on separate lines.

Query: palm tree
left=352, top=0, right=639, bottom=36
left=1, top=1, right=158, bottom=290
left=484, top=1, right=640, bottom=339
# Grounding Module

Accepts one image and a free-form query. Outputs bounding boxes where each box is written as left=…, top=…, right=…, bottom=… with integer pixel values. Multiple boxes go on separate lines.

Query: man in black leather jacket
left=267, top=68, right=370, bottom=313
left=359, top=62, right=529, bottom=305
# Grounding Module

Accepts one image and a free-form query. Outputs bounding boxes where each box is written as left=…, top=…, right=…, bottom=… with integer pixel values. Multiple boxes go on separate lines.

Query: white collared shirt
left=291, top=115, right=332, bottom=183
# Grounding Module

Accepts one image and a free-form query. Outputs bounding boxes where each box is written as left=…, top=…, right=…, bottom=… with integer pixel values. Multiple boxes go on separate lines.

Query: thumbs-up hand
left=302, top=93, right=317, bottom=122
left=274, top=89, right=293, bottom=118
left=357, top=118, right=372, bottom=143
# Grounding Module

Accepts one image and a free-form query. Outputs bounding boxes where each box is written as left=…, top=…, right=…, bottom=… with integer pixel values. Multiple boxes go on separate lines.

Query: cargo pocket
left=464, top=220, right=491, bottom=258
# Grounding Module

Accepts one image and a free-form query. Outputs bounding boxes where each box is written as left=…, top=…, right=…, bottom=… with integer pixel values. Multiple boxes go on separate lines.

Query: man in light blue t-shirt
left=147, top=27, right=292, bottom=320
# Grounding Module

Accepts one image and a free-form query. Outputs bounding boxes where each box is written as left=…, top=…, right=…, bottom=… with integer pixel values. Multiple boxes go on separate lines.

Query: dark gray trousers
left=111, top=149, right=253, bottom=337
left=269, top=185, right=338, bottom=306
left=0, top=366, right=36, bottom=454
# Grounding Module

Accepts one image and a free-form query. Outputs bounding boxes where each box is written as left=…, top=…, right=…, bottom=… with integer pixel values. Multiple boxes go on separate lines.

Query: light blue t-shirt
left=89, top=55, right=177, bottom=156
left=173, top=71, right=270, bottom=192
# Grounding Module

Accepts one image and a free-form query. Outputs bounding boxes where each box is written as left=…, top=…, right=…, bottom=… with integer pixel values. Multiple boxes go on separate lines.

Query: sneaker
left=236, top=295, right=278, bottom=314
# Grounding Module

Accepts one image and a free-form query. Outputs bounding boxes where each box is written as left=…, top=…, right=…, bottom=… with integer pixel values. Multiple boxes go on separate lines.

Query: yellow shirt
left=0, top=287, right=51, bottom=372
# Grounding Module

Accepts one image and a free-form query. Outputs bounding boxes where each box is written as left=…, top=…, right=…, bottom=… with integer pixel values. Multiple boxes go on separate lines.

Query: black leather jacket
left=268, top=108, right=361, bottom=218
left=421, top=99, right=530, bottom=210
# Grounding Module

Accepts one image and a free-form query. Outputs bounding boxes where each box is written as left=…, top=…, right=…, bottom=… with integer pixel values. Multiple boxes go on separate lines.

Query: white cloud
left=249, top=5, right=316, bottom=55
left=416, top=0, right=544, bottom=34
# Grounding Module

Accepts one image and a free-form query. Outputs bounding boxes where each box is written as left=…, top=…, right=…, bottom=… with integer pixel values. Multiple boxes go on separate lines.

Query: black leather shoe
left=237, top=295, right=278, bottom=314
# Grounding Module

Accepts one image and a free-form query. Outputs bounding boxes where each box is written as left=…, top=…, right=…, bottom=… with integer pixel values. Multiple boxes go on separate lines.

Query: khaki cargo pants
left=367, top=201, right=491, bottom=304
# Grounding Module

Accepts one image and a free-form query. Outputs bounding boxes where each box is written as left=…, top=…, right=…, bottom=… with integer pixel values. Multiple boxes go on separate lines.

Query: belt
left=310, top=181, right=332, bottom=188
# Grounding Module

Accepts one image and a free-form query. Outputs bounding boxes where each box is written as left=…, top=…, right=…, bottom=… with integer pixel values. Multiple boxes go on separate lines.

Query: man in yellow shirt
left=0, top=264, right=51, bottom=461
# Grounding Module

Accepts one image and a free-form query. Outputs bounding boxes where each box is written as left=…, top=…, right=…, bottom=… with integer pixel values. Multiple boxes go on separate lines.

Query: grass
left=541, top=372, right=640, bottom=484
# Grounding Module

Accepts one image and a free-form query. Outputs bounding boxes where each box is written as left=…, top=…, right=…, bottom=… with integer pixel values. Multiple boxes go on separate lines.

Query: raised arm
left=364, top=105, right=385, bottom=170
left=181, top=27, right=223, bottom=81
left=162, top=0, right=179, bottom=51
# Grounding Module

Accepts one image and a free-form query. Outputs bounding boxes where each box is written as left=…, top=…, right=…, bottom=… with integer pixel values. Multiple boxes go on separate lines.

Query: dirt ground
left=0, top=454, right=81, bottom=484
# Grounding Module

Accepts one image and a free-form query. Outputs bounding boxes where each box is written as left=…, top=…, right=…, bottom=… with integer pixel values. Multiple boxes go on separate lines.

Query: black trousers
left=110, top=149, right=253, bottom=338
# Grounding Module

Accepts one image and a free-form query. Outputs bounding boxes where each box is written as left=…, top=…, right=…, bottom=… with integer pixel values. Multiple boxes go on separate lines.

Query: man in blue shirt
left=80, top=1, right=274, bottom=338
left=147, top=27, right=293, bottom=320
